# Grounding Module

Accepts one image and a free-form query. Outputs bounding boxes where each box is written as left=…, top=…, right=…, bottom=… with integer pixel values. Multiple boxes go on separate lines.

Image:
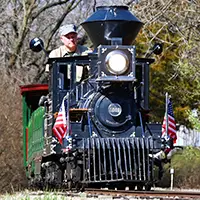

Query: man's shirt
left=46, top=45, right=91, bottom=82
left=48, top=45, right=90, bottom=57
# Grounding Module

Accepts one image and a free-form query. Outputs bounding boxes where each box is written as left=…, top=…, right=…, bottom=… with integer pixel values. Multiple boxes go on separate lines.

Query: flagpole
left=165, top=92, right=169, bottom=138
left=66, top=92, right=70, bottom=136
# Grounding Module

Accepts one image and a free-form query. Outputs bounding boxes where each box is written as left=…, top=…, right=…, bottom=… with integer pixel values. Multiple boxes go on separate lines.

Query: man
left=46, top=24, right=91, bottom=81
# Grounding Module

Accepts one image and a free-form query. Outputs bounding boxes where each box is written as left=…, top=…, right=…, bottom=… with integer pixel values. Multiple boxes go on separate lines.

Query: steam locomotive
left=20, top=6, right=165, bottom=191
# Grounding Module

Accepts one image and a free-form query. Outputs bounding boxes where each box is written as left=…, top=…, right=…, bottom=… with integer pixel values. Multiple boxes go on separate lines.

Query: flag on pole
left=162, top=97, right=177, bottom=143
left=52, top=97, right=68, bottom=144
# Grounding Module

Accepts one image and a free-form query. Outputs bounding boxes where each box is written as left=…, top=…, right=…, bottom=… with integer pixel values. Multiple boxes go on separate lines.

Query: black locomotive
left=21, top=6, right=165, bottom=191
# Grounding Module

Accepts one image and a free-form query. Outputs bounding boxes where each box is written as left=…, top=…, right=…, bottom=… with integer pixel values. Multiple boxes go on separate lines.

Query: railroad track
left=12, top=188, right=200, bottom=199
left=83, top=188, right=200, bottom=199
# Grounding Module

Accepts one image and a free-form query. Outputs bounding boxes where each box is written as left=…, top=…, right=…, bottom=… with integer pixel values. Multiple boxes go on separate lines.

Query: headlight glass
left=105, top=50, right=129, bottom=75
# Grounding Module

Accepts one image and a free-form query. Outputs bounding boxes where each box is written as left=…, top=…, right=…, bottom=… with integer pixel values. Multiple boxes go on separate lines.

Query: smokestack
left=81, top=6, right=143, bottom=48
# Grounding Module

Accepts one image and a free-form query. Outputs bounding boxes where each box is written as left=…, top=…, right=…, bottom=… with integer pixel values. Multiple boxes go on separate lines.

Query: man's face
left=60, top=32, right=78, bottom=52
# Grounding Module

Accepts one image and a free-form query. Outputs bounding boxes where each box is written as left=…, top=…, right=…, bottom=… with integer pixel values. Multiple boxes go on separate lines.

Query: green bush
left=159, top=147, right=200, bottom=188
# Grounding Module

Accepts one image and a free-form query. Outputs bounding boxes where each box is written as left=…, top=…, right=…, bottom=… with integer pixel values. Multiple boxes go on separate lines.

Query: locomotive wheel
left=67, top=180, right=72, bottom=190
left=144, top=183, right=152, bottom=191
left=136, top=184, right=143, bottom=191
left=75, top=182, right=85, bottom=192
left=27, top=178, right=34, bottom=189
left=65, top=162, right=83, bottom=191
left=44, top=162, right=63, bottom=189
left=129, top=184, right=136, bottom=190
left=117, top=184, right=125, bottom=190
left=108, top=185, right=116, bottom=190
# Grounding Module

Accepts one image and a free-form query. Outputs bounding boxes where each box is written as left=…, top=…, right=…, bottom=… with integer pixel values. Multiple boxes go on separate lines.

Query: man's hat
left=59, top=24, right=77, bottom=36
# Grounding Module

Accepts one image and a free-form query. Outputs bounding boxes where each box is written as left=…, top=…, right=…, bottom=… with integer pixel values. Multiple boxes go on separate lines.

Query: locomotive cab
left=47, top=55, right=94, bottom=113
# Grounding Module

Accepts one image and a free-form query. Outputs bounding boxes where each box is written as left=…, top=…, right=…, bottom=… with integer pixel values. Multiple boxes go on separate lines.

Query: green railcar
left=20, top=84, right=48, bottom=178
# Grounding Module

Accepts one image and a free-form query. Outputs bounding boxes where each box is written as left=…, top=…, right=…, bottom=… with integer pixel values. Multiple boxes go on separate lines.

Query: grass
left=0, top=190, right=79, bottom=200
left=0, top=189, right=89, bottom=200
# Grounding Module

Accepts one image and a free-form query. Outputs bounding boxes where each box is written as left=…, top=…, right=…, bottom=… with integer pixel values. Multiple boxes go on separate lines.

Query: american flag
left=162, top=98, right=177, bottom=143
left=52, top=97, right=67, bottom=144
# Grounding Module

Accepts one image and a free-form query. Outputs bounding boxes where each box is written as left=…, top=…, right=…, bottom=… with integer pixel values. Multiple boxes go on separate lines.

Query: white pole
left=170, top=168, right=174, bottom=190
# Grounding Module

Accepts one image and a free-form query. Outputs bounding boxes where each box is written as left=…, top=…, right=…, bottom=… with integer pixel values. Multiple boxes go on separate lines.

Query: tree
left=0, top=0, right=101, bottom=192
left=131, top=0, right=200, bottom=126
left=0, top=0, right=86, bottom=83
left=0, top=0, right=129, bottom=83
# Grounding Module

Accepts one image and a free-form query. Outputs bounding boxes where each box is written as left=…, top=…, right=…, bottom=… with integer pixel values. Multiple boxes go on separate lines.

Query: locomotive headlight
left=97, top=45, right=136, bottom=81
left=105, top=50, right=129, bottom=75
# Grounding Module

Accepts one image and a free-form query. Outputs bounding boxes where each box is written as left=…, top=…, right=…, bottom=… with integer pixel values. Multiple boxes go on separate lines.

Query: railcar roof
left=47, top=55, right=154, bottom=64
left=47, top=55, right=91, bottom=64
left=20, top=84, right=48, bottom=95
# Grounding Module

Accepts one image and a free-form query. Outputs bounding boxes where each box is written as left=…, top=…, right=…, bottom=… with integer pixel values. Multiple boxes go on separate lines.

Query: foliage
left=187, top=110, right=200, bottom=131
left=0, top=0, right=129, bottom=83
left=159, top=147, right=200, bottom=188
left=0, top=0, right=94, bottom=83
left=132, top=0, right=200, bottom=127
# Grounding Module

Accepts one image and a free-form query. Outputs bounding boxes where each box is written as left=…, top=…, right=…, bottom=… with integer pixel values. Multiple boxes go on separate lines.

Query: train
left=20, top=6, right=167, bottom=191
